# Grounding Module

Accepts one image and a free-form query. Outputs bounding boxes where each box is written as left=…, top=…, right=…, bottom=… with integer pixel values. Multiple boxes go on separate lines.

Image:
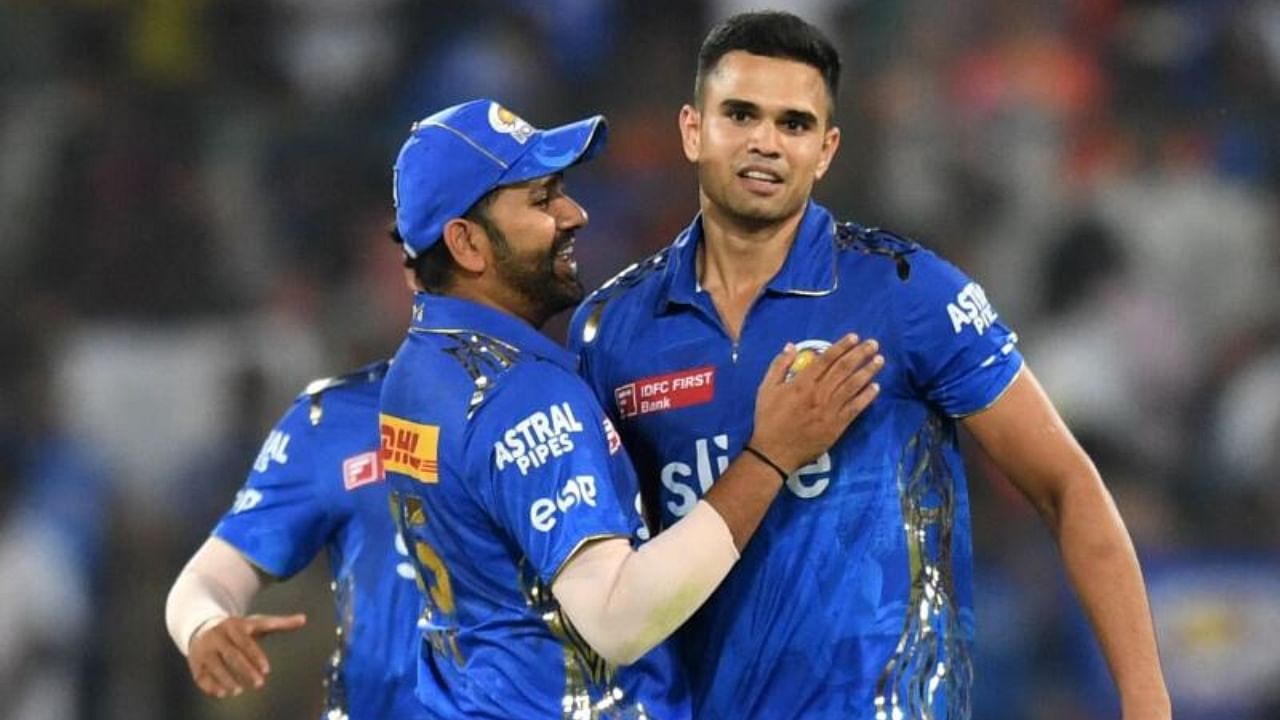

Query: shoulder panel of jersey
left=412, top=328, right=532, bottom=420
left=301, top=359, right=390, bottom=426
left=835, top=222, right=922, bottom=283
left=572, top=246, right=672, bottom=349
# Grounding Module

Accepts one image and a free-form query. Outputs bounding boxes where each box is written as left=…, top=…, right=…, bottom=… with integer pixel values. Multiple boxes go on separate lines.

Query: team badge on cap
left=488, top=103, right=534, bottom=144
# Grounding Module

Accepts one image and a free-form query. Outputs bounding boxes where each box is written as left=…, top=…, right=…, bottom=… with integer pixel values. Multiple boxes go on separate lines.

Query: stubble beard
left=490, top=228, right=583, bottom=328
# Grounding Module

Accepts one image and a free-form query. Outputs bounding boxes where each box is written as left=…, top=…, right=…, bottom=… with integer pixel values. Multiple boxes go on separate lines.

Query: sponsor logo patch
left=380, top=414, right=440, bottom=484
left=230, top=488, right=263, bottom=514
left=253, top=430, right=290, bottom=472
left=603, top=417, right=622, bottom=455
left=493, top=401, right=585, bottom=476
left=660, top=435, right=834, bottom=518
left=614, top=366, right=715, bottom=419
left=343, top=450, right=383, bottom=491
left=529, top=475, right=598, bottom=532
left=947, top=282, right=997, bottom=336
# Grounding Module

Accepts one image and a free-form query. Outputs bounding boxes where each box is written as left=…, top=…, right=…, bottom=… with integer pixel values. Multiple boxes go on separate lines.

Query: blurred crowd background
left=1, top=0, right=1278, bottom=718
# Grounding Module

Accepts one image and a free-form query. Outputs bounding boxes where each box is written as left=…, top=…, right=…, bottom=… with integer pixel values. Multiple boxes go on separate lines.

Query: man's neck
left=696, top=197, right=806, bottom=340
left=697, top=198, right=804, bottom=298
left=445, top=281, right=545, bottom=330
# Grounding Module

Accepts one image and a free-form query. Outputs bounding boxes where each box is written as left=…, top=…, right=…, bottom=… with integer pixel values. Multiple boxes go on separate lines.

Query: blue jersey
left=570, top=202, right=1024, bottom=719
left=379, top=293, right=690, bottom=720
left=212, top=361, right=429, bottom=720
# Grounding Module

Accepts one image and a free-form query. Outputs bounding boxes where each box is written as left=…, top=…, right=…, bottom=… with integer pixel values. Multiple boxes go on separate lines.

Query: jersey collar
left=659, top=200, right=839, bottom=312
left=409, top=292, right=579, bottom=373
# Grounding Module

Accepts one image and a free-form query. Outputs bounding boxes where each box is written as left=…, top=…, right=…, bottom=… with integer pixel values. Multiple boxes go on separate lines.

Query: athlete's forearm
left=553, top=500, right=739, bottom=665
left=702, top=447, right=789, bottom=550
left=165, top=537, right=265, bottom=655
left=1052, top=475, right=1171, bottom=718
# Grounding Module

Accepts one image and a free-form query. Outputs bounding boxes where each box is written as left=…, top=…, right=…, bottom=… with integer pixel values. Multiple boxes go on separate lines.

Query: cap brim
left=501, top=115, right=608, bottom=186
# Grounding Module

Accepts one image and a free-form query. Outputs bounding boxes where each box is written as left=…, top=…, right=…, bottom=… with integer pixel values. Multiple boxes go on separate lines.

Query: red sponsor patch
left=614, top=366, right=715, bottom=419
left=603, top=417, right=622, bottom=455
left=343, top=450, right=383, bottom=491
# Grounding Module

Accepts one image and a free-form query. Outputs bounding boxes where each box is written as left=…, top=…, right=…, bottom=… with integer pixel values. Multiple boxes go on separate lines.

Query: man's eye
left=729, top=110, right=750, bottom=123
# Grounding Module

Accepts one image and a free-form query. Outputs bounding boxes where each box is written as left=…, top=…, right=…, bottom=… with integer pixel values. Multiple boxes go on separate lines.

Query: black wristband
left=743, top=445, right=790, bottom=482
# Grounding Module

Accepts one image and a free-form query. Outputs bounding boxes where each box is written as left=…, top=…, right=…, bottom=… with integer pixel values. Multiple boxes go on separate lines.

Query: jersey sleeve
left=212, top=402, right=337, bottom=578
left=467, top=362, right=636, bottom=585
left=899, top=249, right=1023, bottom=417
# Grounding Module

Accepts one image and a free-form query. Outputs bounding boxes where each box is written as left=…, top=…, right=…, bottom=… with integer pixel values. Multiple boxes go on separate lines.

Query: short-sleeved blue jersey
left=379, top=293, right=690, bottom=720
left=212, top=361, right=429, bottom=720
left=570, top=202, right=1023, bottom=720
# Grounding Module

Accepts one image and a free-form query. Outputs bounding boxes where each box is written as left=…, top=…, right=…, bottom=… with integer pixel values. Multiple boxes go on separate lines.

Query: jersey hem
left=948, top=359, right=1025, bottom=419
left=548, top=531, right=633, bottom=587
left=209, top=529, right=291, bottom=580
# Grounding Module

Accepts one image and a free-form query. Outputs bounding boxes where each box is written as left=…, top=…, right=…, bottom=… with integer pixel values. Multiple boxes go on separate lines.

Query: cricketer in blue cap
left=393, top=98, right=607, bottom=257
left=381, top=99, right=693, bottom=718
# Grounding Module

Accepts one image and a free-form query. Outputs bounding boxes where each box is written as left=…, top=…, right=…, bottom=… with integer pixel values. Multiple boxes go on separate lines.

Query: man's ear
left=813, top=125, right=841, bottom=181
left=441, top=218, right=487, bottom=274
left=679, top=104, right=702, bottom=163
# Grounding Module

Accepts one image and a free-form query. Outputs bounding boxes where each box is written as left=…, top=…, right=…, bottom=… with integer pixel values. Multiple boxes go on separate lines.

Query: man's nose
left=556, top=194, right=588, bottom=230
left=746, top=122, right=781, bottom=157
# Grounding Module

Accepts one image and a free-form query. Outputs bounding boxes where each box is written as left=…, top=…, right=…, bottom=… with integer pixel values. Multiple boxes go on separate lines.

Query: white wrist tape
left=164, top=537, right=264, bottom=655
left=552, top=500, right=739, bottom=665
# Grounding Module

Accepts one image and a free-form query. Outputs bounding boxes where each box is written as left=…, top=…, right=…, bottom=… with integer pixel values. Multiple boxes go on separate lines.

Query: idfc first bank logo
left=614, top=366, right=715, bottom=419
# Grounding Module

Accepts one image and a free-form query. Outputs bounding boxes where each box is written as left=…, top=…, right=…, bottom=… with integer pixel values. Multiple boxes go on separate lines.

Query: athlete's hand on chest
left=749, top=333, right=883, bottom=473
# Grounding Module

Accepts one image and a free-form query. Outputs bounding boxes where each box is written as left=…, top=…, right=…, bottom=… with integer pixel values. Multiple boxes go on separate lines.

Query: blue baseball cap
left=392, top=99, right=608, bottom=257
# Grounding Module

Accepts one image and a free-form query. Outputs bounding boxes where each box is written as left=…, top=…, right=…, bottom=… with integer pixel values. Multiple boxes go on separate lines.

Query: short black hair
left=393, top=190, right=500, bottom=294
left=695, top=11, right=841, bottom=119
left=394, top=225, right=457, bottom=294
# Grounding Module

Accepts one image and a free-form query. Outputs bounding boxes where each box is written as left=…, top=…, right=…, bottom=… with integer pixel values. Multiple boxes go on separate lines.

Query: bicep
left=961, top=366, right=1099, bottom=522
left=551, top=536, right=631, bottom=613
